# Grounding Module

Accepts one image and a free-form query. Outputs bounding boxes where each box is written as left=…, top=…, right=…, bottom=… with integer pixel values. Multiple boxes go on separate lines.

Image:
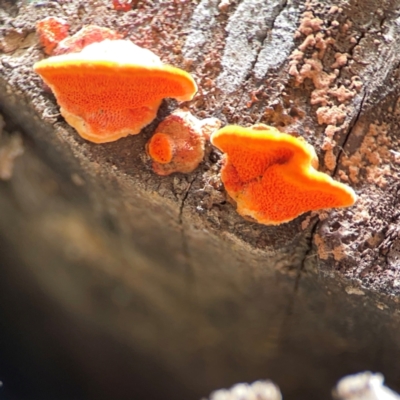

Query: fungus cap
left=146, top=110, right=220, bottom=176
left=211, top=124, right=356, bottom=225
left=34, top=39, right=198, bottom=143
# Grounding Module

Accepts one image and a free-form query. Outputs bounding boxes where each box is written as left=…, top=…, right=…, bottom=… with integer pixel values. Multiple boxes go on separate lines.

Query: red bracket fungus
left=33, top=39, right=197, bottom=143
left=210, top=124, right=357, bottom=225
left=146, top=110, right=221, bottom=176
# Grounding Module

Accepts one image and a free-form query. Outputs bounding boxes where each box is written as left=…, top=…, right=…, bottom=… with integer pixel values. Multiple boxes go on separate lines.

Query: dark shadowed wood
left=0, top=1, right=400, bottom=399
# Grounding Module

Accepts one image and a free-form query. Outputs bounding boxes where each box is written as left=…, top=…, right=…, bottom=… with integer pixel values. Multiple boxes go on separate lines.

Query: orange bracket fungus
left=33, top=39, right=197, bottom=143
left=210, top=124, right=357, bottom=225
left=146, top=110, right=221, bottom=175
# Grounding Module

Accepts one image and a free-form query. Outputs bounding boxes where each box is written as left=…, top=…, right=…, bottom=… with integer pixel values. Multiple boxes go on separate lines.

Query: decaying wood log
left=0, top=0, right=400, bottom=399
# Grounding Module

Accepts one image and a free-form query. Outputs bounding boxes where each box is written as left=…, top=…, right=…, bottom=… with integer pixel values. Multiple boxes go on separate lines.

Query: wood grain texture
left=0, top=0, right=400, bottom=399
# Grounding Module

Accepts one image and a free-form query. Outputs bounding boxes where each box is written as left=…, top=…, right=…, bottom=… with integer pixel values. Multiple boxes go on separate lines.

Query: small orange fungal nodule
left=210, top=124, right=357, bottom=225
left=33, top=39, right=197, bottom=143
left=147, top=133, right=174, bottom=164
left=146, top=110, right=221, bottom=176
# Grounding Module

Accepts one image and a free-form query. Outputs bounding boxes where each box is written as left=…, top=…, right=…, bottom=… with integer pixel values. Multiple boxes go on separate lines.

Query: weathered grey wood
left=1, top=0, right=400, bottom=399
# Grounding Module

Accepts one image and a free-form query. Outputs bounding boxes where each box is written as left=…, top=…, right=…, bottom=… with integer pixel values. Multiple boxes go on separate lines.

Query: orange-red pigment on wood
left=112, top=0, right=135, bottom=11
left=34, top=40, right=197, bottom=143
left=211, top=124, right=356, bottom=225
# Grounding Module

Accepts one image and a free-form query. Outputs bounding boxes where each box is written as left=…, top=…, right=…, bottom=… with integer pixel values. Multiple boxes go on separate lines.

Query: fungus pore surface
left=147, top=133, right=174, bottom=164
left=211, top=124, right=357, bottom=225
left=34, top=39, right=197, bottom=143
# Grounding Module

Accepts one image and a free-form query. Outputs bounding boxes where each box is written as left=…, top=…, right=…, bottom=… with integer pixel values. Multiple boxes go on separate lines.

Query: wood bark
left=0, top=0, right=400, bottom=399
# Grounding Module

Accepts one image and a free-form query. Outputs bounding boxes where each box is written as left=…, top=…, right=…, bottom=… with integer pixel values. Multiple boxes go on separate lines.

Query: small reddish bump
left=33, top=40, right=197, bottom=143
left=147, top=133, right=173, bottom=164
left=146, top=110, right=221, bottom=176
left=36, top=17, right=70, bottom=55
left=112, top=0, right=134, bottom=11
left=211, top=124, right=357, bottom=225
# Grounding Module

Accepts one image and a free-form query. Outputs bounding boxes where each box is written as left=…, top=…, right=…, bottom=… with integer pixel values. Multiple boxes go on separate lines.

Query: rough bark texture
left=0, top=0, right=400, bottom=399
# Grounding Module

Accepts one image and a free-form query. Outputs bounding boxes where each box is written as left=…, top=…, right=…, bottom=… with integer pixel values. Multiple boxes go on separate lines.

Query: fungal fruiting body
left=34, top=40, right=197, bottom=143
left=36, top=19, right=121, bottom=56
left=36, top=17, right=70, bottom=55
left=148, top=133, right=174, bottom=165
left=52, top=25, right=122, bottom=56
left=210, top=124, right=356, bottom=225
left=112, top=0, right=134, bottom=11
left=146, top=110, right=221, bottom=175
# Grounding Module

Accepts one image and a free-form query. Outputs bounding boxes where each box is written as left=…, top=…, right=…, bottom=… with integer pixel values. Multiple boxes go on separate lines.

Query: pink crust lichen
left=146, top=110, right=221, bottom=175
left=340, top=121, right=393, bottom=188
left=288, top=3, right=364, bottom=172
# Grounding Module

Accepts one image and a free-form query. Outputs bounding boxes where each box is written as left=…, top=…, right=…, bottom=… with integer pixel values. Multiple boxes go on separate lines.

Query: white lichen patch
left=253, top=1, right=299, bottom=80
left=216, top=0, right=286, bottom=93
left=182, top=0, right=220, bottom=62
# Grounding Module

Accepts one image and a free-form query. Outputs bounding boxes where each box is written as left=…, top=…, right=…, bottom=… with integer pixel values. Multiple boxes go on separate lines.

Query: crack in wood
left=286, top=217, right=320, bottom=316
left=249, top=0, right=289, bottom=73
left=227, top=0, right=294, bottom=116
left=216, top=0, right=288, bottom=93
left=333, top=90, right=367, bottom=178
